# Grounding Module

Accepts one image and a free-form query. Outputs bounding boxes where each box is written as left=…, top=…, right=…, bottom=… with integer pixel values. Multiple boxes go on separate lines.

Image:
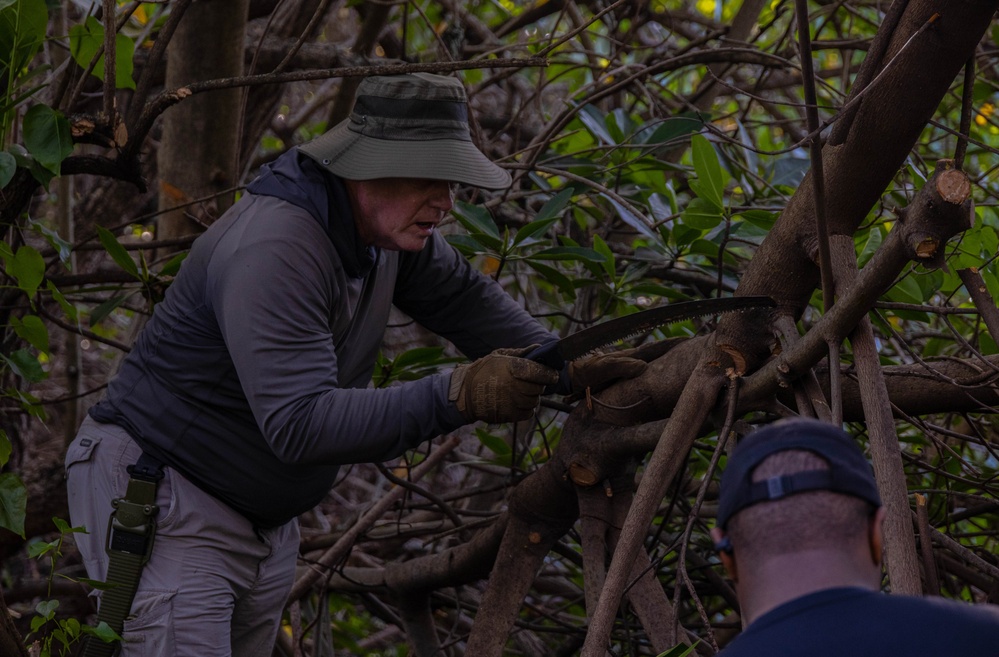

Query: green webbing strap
left=83, top=456, right=162, bottom=657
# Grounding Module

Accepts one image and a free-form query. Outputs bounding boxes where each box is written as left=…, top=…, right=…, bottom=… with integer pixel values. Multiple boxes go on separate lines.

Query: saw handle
left=525, top=340, right=565, bottom=371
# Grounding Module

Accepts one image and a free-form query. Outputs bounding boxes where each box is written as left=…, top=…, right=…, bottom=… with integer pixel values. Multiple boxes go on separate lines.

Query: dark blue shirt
left=720, top=587, right=999, bottom=657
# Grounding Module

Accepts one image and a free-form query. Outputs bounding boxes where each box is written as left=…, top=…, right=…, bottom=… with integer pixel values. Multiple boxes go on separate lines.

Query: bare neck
left=736, top=549, right=880, bottom=626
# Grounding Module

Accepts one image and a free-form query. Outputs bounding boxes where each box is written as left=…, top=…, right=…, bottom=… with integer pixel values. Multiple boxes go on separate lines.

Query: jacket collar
left=246, top=149, right=377, bottom=278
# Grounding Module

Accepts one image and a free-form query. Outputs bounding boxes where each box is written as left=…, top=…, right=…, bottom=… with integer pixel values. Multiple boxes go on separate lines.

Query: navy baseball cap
left=716, top=418, right=882, bottom=530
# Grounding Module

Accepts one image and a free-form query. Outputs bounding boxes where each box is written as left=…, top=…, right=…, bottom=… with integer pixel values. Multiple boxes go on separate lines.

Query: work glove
left=449, top=346, right=560, bottom=424
left=557, top=348, right=648, bottom=395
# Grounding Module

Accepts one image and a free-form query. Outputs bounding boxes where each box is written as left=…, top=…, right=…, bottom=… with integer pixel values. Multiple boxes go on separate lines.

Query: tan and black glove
left=564, top=348, right=648, bottom=394
left=449, top=347, right=560, bottom=424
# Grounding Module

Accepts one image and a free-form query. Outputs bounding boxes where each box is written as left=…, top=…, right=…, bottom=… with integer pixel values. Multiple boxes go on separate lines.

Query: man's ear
left=868, top=507, right=886, bottom=567
left=711, top=527, right=738, bottom=582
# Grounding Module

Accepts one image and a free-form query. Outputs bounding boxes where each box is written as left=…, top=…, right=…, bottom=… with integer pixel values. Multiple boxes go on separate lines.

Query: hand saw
left=526, top=296, right=776, bottom=370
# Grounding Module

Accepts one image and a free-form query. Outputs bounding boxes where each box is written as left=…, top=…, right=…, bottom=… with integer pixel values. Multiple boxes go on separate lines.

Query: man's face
left=346, top=178, right=456, bottom=252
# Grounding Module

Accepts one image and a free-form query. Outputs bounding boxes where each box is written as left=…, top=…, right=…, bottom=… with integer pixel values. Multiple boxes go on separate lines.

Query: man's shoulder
left=719, top=588, right=999, bottom=657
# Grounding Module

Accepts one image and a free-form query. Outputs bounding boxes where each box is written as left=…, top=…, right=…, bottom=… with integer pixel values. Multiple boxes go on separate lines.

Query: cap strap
left=747, top=469, right=833, bottom=503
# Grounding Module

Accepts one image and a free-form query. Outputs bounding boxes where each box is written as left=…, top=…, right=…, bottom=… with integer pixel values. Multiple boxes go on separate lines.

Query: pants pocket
left=65, top=431, right=101, bottom=473
left=120, top=589, right=177, bottom=657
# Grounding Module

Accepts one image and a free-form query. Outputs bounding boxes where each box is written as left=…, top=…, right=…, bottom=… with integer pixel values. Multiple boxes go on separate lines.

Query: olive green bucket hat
left=299, top=73, right=512, bottom=190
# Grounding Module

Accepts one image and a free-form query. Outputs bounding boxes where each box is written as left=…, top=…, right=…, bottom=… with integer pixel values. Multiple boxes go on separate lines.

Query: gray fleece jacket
left=90, top=149, right=553, bottom=527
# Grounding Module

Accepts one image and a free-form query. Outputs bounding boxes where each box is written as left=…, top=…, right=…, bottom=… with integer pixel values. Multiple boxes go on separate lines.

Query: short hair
left=727, top=449, right=874, bottom=562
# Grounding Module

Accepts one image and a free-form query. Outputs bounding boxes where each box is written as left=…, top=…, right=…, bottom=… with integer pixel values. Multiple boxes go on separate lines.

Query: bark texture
left=157, top=0, right=249, bottom=239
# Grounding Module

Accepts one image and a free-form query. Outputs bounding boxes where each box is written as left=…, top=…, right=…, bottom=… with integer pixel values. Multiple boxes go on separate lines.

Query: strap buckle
left=104, top=476, right=160, bottom=565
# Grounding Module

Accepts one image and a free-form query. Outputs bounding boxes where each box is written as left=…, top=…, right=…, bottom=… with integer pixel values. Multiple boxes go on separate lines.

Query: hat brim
left=299, top=119, right=512, bottom=190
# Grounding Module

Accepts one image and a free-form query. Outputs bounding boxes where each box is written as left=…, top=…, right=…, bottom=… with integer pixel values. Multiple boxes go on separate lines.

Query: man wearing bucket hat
left=65, top=72, right=646, bottom=656
left=711, top=418, right=999, bottom=656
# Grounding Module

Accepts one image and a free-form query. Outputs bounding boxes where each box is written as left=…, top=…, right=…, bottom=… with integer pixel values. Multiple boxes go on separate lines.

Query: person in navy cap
left=711, top=417, right=999, bottom=656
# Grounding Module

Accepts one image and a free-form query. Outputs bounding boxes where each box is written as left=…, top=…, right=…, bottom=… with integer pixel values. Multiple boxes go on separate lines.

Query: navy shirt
left=720, top=587, right=999, bottom=657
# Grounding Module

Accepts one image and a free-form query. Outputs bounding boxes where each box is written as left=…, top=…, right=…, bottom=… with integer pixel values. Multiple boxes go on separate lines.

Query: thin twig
left=101, top=0, right=115, bottom=119
left=670, top=376, right=740, bottom=653
left=955, top=57, right=975, bottom=170
left=124, top=57, right=549, bottom=161
left=914, top=494, right=941, bottom=596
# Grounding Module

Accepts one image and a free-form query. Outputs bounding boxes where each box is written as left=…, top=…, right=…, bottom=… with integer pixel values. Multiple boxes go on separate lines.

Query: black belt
left=83, top=452, right=164, bottom=657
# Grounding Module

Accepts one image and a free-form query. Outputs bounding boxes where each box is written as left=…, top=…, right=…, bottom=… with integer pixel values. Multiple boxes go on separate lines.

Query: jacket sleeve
left=393, top=230, right=556, bottom=359
left=210, top=212, right=466, bottom=466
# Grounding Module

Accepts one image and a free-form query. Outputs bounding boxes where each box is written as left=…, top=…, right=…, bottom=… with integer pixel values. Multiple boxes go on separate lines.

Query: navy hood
left=247, top=148, right=376, bottom=277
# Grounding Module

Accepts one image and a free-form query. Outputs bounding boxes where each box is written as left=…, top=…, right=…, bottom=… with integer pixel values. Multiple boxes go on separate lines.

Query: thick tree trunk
left=157, top=0, right=249, bottom=240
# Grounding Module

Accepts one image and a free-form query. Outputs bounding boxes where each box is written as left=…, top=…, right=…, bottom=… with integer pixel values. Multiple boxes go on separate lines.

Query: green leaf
left=857, top=226, right=883, bottom=268
left=0, top=0, right=47, bottom=81
left=736, top=209, right=777, bottom=231
left=604, top=195, right=657, bottom=240
left=47, top=281, right=78, bottom=322
left=0, top=151, right=14, bottom=187
left=642, top=115, right=703, bottom=146
left=68, top=16, right=136, bottom=90
left=453, top=201, right=499, bottom=238
left=96, top=226, right=140, bottom=278
left=649, top=192, right=676, bottom=222
left=76, top=577, right=115, bottom=591
left=29, top=218, right=72, bottom=263
left=526, top=260, right=576, bottom=297
left=475, top=428, right=511, bottom=457
left=0, top=472, right=27, bottom=538
left=672, top=223, right=702, bottom=249
left=681, top=197, right=724, bottom=231
left=7, top=245, right=44, bottom=298
left=0, top=430, right=11, bottom=467
left=981, top=225, right=999, bottom=257
left=445, top=234, right=485, bottom=256
left=951, top=252, right=980, bottom=271
left=11, top=314, right=48, bottom=353
left=886, top=275, right=925, bottom=305
left=86, top=621, right=122, bottom=643
left=52, top=517, right=86, bottom=535
left=628, top=282, right=687, bottom=302
left=2, top=348, right=46, bottom=382
left=577, top=104, right=615, bottom=145
left=27, top=539, right=56, bottom=559
left=531, top=246, right=606, bottom=262
left=690, top=134, right=728, bottom=209
left=513, top=216, right=559, bottom=247
left=445, top=231, right=503, bottom=254
left=9, top=388, right=44, bottom=420
left=606, top=108, right=631, bottom=144
left=592, top=234, right=615, bottom=277
left=159, top=251, right=187, bottom=277
left=657, top=642, right=698, bottom=657
left=6, top=144, right=53, bottom=188
left=393, top=346, right=446, bottom=369
left=688, top=179, right=723, bottom=212
left=63, top=616, right=81, bottom=633
left=534, top=187, right=574, bottom=223
left=35, top=599, right=58, bottom=620
left=23, top=104, right=73, bottom=175
left=89, top=293, right=131, bottom=327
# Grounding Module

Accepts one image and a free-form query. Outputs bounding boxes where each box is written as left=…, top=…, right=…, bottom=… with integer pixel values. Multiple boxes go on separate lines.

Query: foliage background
left=0, top=1, right=998, bottom=656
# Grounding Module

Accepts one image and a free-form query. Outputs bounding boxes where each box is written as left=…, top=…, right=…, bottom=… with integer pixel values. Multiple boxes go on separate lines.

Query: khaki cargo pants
left=65, top=415, right=300, bottom=657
